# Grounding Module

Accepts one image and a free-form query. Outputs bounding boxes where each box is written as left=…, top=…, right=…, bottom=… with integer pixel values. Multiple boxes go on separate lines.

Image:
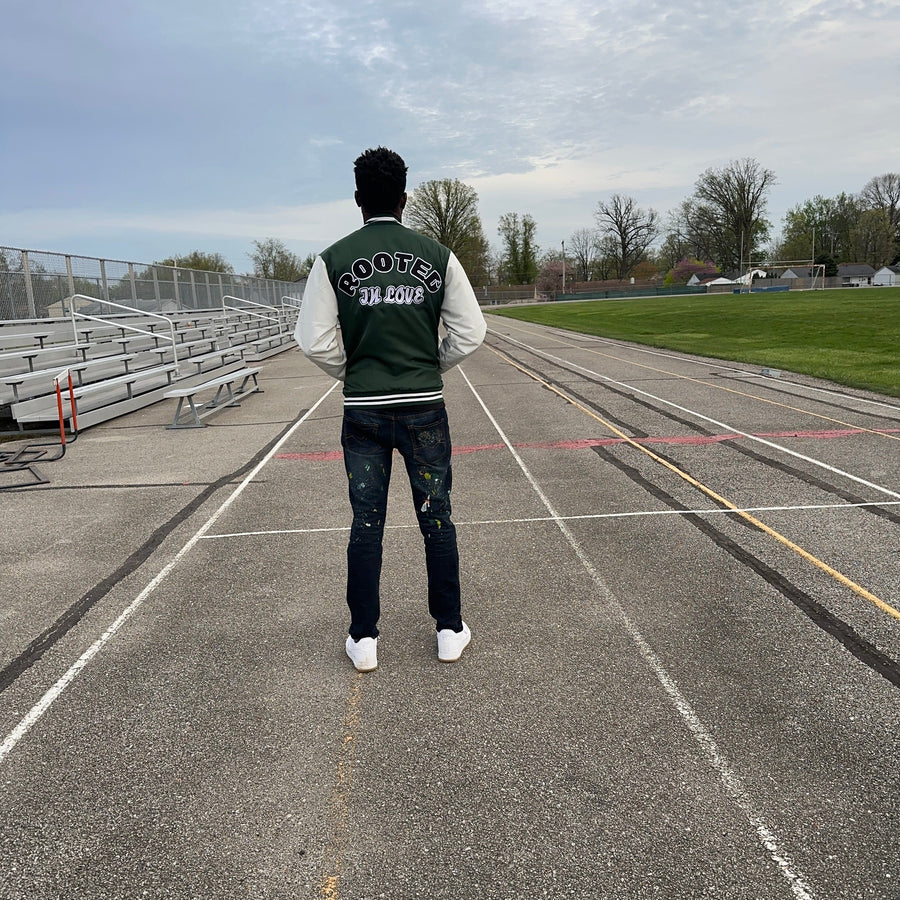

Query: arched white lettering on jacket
left=337, top=251, right=443, bottom=296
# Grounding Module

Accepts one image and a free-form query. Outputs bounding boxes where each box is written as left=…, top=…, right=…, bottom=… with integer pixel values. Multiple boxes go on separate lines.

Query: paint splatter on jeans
left=340, top=404, right=461, bottom=639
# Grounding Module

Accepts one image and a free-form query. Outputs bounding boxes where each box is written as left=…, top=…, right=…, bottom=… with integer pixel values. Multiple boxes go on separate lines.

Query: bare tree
left=591, top=234, right=619, bottom=280
left=861, top=173, right=900, bottom=262
left=861, top=173, right=900, bottom=230
left=595, top=194, right=659, bottom=279
left=566, top=228, right=599, bottom=281
left=657, top=206, right=694, bottom=272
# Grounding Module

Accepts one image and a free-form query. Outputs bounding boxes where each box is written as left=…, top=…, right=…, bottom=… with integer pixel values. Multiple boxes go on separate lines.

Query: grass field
left=489, top=287, right=900, bottom=398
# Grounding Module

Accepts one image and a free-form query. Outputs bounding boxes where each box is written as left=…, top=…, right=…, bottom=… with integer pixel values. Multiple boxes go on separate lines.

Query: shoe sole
left=347, top=654, right=377, bottom=673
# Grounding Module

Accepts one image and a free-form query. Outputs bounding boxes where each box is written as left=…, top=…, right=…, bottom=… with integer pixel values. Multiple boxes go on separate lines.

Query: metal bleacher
left=0, top=296, right=300, bottom=432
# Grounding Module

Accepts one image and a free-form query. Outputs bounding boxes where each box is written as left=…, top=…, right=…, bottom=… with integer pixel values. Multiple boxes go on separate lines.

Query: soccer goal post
left=745, top=260, right=827, bottom=292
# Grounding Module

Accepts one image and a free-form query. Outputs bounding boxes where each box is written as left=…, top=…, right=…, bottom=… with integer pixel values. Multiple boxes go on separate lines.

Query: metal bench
left=248, top=332, right=288, bottom=353
left=0, top=342, right=95, bottom=372
left=72, top=363, right=178, bottom=402
left=163, top=367, right=262, bottom=429
left=0, top=330, right=53, bottom=350
left=179, top=346, right=246, bottom=374
left=11, top=363, right=178, bottom=422
left=0, top=353, right=136, bottom=402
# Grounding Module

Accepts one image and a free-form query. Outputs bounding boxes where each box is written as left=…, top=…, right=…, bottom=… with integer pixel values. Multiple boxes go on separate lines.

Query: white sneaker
left=345, top=635, right=377, bottom=672
left=437, top=621, right=471, bottom=662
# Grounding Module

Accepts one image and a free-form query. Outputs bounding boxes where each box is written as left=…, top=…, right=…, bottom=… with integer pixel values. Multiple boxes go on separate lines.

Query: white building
left=838, top=263, right=876, bottom=286
left=735, top=269, right=767, bottom=284
left=873, top=265, right=900, bottom=286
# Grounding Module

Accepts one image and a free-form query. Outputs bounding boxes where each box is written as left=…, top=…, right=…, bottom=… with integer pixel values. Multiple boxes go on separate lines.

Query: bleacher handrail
left=280, top=296, right=300, bottom=331
left=221, top=294, right=279, bottom=325
left=65, top=294, right=180, bottom=374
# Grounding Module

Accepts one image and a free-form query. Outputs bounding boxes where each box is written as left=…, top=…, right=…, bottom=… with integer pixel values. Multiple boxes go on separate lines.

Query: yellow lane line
left=493, top=318, right=900, bottom=442
left=319, top=674, right=364, bottom=899
left=488, top=344, right=900, bottom=623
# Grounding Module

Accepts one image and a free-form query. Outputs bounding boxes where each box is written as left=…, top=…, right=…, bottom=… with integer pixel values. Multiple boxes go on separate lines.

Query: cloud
left=0, top=200, right=359, bottom=248
left=2, top=0, right=898, bottom=260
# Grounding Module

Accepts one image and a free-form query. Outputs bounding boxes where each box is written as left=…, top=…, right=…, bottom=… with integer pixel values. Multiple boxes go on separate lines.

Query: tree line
left=156, top=240, right=316, bottom=282
left=151, top=164, right=899, bottom=289
left=405, top=163, right=899, bottom=289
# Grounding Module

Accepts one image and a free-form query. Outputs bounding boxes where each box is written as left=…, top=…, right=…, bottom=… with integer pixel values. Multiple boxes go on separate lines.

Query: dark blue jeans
left=341, top=404, right=462, bottom=640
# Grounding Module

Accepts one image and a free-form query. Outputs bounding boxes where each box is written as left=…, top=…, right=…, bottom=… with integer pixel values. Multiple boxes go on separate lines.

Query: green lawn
left=489, top=287, right=900, bottom=398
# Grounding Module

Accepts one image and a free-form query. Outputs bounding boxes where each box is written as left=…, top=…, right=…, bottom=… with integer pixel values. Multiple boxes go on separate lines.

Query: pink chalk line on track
left=275, top=426, right=900, bottom=463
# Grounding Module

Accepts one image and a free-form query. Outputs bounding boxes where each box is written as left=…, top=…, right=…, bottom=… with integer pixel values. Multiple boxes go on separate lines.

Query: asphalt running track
left=0, top=315, right=898, bottom=899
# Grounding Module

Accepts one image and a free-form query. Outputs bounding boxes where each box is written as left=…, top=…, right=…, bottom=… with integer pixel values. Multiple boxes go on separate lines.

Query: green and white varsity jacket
left=296, top=217, right=487, bottom=408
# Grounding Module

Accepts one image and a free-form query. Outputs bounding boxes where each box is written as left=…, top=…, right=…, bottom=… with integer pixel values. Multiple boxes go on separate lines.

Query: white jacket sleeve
left=439, top=252, right=487, bottom=373
left=295, top=255, right=346, bottom=381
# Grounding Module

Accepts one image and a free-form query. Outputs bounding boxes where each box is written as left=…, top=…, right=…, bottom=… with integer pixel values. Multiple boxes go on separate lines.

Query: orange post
left=67, top=371, right=78, bottom=434
left=53, top=368, right=78, bottom=446
left=55, top=377, right=66, bottom=447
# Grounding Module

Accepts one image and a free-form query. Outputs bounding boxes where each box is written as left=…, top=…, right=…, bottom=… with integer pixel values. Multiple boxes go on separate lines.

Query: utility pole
left=561, top=240, right=565, bottom=296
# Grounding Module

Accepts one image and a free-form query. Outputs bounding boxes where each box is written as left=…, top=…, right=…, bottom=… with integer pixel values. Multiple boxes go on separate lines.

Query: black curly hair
left=354, top=147, right=408, bottom=215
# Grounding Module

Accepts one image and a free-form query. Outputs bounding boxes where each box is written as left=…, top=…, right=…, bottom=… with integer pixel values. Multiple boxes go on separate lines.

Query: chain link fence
left=0, top=247, right=303, bottom=320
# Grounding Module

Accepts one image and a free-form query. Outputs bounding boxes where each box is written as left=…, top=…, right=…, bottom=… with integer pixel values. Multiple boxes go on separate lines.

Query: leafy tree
left=595, top=194, right=659, bottom=279
left=298, top=253, right=317, bottom=279
left=497, top=212, right=539, bottom=283
left=779, top=196, right=830, bottom=262
left=851, top=208, right=895, bottom=267
left=814, top=253, right=838, bottom=277
left=156, top=250, right=233, bottom=273
left=249, top=238, right=306, bottom=281
left=631, top=259, right=662, bottom=282
left=665, top=257, right=719, bottom=285
left=686, top=158, right=776, bottom=271
left=497, top=213, right=522, bottom=284
left=405, top=178, right=491, bottom=282
left=536, top=252, right=565, bottom=295
left=777, top=194, right=864, bottom=264
left=521, top=214, right=538, bottom=284
left=827, top=192, right=866, bottom=263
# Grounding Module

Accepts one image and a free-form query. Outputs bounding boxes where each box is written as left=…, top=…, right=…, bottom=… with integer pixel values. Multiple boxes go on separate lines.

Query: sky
left=1, top=0, right=898, bottom=274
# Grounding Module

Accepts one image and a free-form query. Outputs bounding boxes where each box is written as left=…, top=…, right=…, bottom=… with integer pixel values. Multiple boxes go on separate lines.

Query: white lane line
left=0, top=382, right=340, bottom=766
left=494, top=331, right=900, bottom=501
left=198, top=500, right=900, bottom=540
left=520, top=322, right=900, bottom=417
left=458, top=364, right=816, bottom=900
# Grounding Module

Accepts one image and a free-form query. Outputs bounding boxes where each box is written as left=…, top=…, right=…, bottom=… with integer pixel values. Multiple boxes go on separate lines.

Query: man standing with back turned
left=296, top=147, right=487, bottom=673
